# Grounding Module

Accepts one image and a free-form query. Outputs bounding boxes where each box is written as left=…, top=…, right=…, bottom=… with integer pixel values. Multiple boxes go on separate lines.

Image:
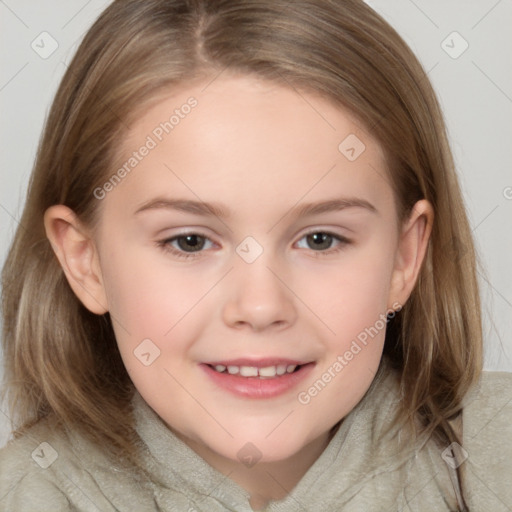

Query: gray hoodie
left=1, top=369, right=511, bottom=511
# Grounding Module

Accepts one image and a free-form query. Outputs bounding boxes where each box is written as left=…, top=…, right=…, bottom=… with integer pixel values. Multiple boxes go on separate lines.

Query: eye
left=172, top=234, right=210, bottom=252
left=158, top=233, right=215, bottom=257
left=296, top=231, right=348, bottom=252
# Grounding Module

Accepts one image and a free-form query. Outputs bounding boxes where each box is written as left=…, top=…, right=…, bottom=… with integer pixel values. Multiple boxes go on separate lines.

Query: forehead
left=105, top=75, right=393, bottom=218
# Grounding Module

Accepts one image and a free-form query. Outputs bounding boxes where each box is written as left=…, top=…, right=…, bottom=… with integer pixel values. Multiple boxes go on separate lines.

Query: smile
left=201, top=359, right=315, bottom=399
left=210, top=364, right=299, bottom=378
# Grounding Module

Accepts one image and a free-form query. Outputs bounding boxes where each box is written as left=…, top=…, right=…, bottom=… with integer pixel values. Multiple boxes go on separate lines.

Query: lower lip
left=200, top=363, right=315, bottom=399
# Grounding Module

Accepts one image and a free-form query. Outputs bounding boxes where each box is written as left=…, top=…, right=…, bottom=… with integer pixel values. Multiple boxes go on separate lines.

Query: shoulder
left=0, top=416, right=132, bottom=512
left=463, top=371, right=512, bottom=510
left=0, top=415, right=163, bottom=512
left=0, top=419, right=74, bottom=511
left=463, top=370, right=512, bottom=434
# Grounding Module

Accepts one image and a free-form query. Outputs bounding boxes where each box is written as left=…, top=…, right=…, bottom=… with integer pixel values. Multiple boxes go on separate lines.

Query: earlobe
left=389, top=200, right=433, bottom=308
left=44, top=205, right=108, bottom=315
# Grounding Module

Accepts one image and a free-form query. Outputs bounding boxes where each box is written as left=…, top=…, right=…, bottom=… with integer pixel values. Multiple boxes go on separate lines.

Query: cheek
left=98, top=246, right=209, bottom=369
left=296, top=245, right=395, bottom=334
left=101, top=244, right=199, bottom=329
left=293, top=246, right=395, bottom=422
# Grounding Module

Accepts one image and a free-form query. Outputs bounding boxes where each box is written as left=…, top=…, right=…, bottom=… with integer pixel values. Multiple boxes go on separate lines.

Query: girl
left=1, top=0, right=511, bottom=510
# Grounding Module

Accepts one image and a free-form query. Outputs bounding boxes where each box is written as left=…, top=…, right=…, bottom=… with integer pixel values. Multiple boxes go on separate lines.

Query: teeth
left=239, top=366, right=258, bottom=377
left=276, top=365, right=287, bottom=376
left=212, top=364, right=300, bottom=378
left=259, top=366, right=277, bottom=378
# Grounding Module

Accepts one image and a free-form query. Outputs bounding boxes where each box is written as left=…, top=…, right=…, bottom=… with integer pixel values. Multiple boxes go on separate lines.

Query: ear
left=388, top=199, right=433, bottom=308
left=44, top=205, right=108, bottom=315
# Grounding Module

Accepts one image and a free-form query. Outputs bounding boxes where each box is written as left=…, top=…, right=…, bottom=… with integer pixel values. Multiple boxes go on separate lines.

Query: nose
left=222, top=260, right=297, bottom=332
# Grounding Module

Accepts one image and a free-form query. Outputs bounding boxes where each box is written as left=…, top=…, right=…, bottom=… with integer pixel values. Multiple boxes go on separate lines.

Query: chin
left=208, top=427, right=319, bottom=465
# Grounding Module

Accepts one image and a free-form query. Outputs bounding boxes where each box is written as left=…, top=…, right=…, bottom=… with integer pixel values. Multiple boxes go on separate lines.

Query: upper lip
left=203, top=358, right=312, bottom=367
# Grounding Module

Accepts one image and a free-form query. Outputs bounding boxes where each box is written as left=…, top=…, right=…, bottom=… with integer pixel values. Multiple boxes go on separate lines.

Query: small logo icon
left=236, top=236, right=263, bottom=264
left=237, top=442, right=263, bottom=468
left=338, top=134, right=366, bottom=161
left=441, top=32, right=469, bottom=59
left=31, top=31, right=59, bottom=59
left=441, top=442, right=468, bottom=469
left=134, top=338, right=161, bottom=366
left=31, top=442, right=58, bottom=469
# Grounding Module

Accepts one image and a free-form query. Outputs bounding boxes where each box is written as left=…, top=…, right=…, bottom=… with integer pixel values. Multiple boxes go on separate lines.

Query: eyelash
left=157, top=232, right=214, bottom=260
left=157, top=230, right=351, bottom=259
left=297, top=230, right=351, bottom=256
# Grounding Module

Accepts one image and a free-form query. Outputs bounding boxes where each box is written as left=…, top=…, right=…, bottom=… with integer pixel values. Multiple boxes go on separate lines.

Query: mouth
left=200, top=359, right=315, bottom=399
left=207, top=363, right=302, bottom=379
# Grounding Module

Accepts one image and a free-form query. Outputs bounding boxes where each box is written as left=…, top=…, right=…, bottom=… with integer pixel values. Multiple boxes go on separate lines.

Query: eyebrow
left=293, top=198, right=378, bottom=217
left=134, top=197, right=377, bottom=219
left=134, top=198, right=229, bottom=218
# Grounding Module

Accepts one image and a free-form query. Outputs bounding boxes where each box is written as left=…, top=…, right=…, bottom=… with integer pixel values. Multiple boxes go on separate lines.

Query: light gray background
left=1, top=1, right=511, bottom=447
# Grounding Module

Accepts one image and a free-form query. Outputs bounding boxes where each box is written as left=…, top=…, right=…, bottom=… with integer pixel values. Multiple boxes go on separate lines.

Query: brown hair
left=2, top=0, right=481, bottom=506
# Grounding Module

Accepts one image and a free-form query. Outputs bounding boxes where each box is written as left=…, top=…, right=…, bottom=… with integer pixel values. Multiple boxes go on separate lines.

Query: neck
left=176, top=424, right=340, bottom=510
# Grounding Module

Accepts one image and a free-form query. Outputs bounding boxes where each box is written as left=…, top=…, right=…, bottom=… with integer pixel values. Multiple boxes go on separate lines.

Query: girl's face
left=75, top=76, right=428, bottom=465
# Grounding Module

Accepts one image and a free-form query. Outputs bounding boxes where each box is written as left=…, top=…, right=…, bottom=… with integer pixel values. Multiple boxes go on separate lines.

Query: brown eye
left=175, top=234, right=207, bottom=252
left=296, top=231, right=349, bottom=253
left=158, top=232, right=215, bottom=259
left=305, top=232, right=334, bottom=250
